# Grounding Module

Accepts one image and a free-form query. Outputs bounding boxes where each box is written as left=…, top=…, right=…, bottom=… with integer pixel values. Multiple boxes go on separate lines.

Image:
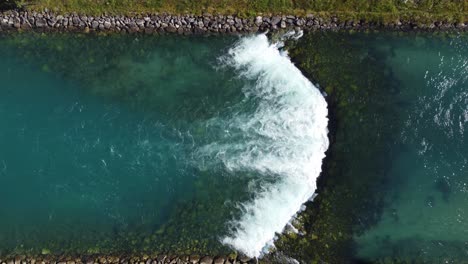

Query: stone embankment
left=0, top=255, right=256, bottom=264
left=0, top=10, right=466, bottom=33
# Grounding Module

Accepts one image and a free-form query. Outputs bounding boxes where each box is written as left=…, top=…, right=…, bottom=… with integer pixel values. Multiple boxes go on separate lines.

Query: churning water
left=0, top=33, right=328, bottom=257
left=2, top=30, right=465, bottom=263
left=211, top=34, right=328, bottom=257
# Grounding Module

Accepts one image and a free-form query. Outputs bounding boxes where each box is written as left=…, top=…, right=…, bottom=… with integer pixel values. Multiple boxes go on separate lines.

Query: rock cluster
left=0, top=10, right=466, bottom=34
left=0, top=255, right=255, bottom=264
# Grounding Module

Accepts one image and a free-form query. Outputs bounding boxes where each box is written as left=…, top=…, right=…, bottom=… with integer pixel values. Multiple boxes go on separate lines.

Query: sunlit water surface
left=0, top=33, right=328, bottom=257
left=0, top=32, right=467, bottom=263
left=355, top=34, right=468, bottom=262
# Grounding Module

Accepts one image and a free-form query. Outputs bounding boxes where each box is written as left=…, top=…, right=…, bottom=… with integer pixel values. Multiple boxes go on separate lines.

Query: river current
left=0, top=32, right=466, bottom=263
left=0, top=33, right=328, bottom=257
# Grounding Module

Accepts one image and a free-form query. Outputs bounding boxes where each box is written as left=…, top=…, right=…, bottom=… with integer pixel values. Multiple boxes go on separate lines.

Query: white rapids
left=199, top=33, right=329, bottom=257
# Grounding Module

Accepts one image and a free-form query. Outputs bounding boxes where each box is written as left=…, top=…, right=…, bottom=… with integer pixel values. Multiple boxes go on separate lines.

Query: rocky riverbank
left=0, top=255, right=257, bottom=264
left=0, top=10, right=466, bottom=34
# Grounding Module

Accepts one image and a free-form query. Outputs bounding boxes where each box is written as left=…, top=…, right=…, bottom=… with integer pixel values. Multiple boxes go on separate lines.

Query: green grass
left=5, top=0, right=465, bottom=22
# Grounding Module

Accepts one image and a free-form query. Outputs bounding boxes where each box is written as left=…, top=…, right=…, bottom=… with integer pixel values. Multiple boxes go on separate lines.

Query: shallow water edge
left=1, top=28, right=466, bottom=264
left=0, top=32, right=326, bottom=263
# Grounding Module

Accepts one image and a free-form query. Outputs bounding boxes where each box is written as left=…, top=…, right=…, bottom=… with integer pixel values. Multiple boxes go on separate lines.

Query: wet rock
left=280, top=20, right=287, bottom=28
left=199, top=256, right=213, bottom=264
left=255, top=16, right=262, bottom=26
left=188, top=255, right=200, bottom=264
left=144, top=26, right=154, bottom=34
left=237, top=256, right=250, bottom=263
left=271, top=16, right=281, bottom=26
left=213, top=257, right=224, bottom=264
left=166, top=25, right=177, bottom=32
left=155, top=255, right=166, bottom=264
left=136, top=19, right=145, bottom=27
left=36, top=18, right=46, bottom=27
left=72, top=16, right=81, bottom=25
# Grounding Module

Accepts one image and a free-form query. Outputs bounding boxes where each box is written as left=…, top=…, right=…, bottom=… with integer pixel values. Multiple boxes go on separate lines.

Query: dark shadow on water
left=270, top=31, right=406, bottom=263
left=434, top=177, right=452, bottom=203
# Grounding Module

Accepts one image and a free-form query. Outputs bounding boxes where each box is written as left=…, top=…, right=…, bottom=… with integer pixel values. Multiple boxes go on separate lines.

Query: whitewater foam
left=198, top=34, right=329, bottom=257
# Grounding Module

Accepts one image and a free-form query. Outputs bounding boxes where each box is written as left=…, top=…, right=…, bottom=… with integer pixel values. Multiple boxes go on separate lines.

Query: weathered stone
left=271, top=16, right=281, bottom=25
left=144, top=26, right=154, bottom=34
left=237, top=256, right=250, bottom=263
left=166, top=25, right=177, bottom=32
left=0, top=11, right=463, bottom=34
left=136, top=19, right=145, bottom=27
left=295, top=18, right=304, bottom=26
left=155, top=256, right=165, bottom=263
left=213, top=257, right=224, bottom=264
left=254, top=16, right=262, bottom=26
left=199, top=256, right=213, bottom=264
left=280, top=20, right=286, bottom=28
left=72, top=16, right=81, bottom=25
left=456, top=22, right=465, bottom=29
left=36, top=18, right=46, bottom=27
left=188, top=256, right=199, bottom=264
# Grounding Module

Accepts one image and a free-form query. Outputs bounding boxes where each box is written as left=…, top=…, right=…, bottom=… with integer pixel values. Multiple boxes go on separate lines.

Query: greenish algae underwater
left=0, top=34, right=248, bottom=256
left=275, top=32, right=467, bottom=263
left=0, top=32, right=467, bottom=264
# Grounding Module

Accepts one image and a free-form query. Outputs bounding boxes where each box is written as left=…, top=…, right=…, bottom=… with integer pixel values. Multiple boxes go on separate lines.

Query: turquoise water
left=268, top=32, right=468, bottom=263
left=0, top=31, right=467, bottom=262
left=354, top=34, right=468, bottom=262
left=0, top=35, right=241, bottom=254
left=0, top=33, right=328, bottom=257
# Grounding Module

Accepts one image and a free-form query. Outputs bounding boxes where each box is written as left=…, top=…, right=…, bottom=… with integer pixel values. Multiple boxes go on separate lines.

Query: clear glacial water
left=0, top=33, right=328, bottom=257
left=354, top=34, right=468, bottom=262
left=0, top=31, right=467, bottom=263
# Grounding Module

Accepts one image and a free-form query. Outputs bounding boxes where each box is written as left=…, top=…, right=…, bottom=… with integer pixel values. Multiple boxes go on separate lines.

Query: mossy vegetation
left=272, top=32, right=405, bottom=263
left=2, top=0, right=467, bottom=23
left=0, top=27, right=466, bottom=263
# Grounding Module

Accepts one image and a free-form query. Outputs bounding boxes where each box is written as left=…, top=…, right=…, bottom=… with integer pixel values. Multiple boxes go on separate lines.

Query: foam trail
left=199, top=34, right=329, bottom=257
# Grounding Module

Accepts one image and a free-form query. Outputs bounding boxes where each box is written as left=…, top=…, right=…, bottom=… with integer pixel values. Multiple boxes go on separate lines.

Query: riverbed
left=0, top=32, right=466, bottom=263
